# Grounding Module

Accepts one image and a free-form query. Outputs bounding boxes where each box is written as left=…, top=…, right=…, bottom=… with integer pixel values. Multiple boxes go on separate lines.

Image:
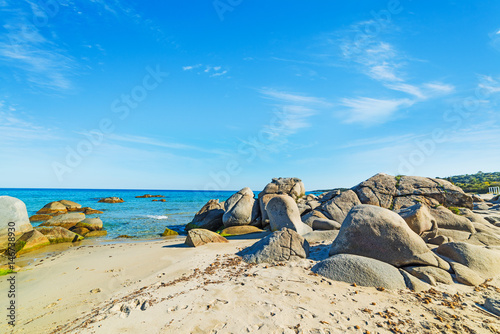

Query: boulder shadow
left=162, top=243, right=191, bottom=249
left=224, top=231, right=271, bottom=240
left=307, top=243, right=330, bottom=262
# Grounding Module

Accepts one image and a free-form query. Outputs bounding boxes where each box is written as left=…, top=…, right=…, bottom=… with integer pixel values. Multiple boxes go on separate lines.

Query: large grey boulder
left=351, top=173, right=473, bottom=210
left=239, top=228, right=309, bottom=263
left=40, top=212, right=86, bottom=229
left=429, top=207, right=476, bottom=233
left=0, top=196, right=33, bottom=252
left=312, top=254, right=406, bottom=289
left=266, top=195, right=312, bottom=235
left=259, top=193, right=280, bottom=225
left=436, top=242, right=500, bottom=279
left=311, top=218, right=341, bottom=231
left=397, top=176, right=473, bottom=209
left=302, top=210, right=328, bottom=226
left=317, top=190, right=340, bottom=203
left=185, top=199, right=224, bottom=232
left=0, top=196, right=33, bottom=236
left=222, top=187, right=259, bottom=227
left=330, top=205, right=446, bottom=268
left=399, top=269, right=431, bottom=292
left=467, top=231, right=500, bottom=246
left=37, top=201, right=68, bottom=215
left=259, top=177, right=305, bottom=201
left=58, top=200, right=82, bottom=210
left=14, top=230, right=50, bottom=254
left=219, top=225, right=265, bottom=237
left=320, top=190, right=361, bottom=223
left=352, top=173, right=397, bottom=208
left=184, top=229, right=228, bottom=247
left=74, top=218, right=103, bottom=231
left=36, top=226, right=84, bottom=243
left=450, top=262, right=485, bottom=286
left=302, top=210, right=340, bottom=230
left=396, top=203, right=436, bottom=236
left=403, top=266, right=454, bottom=286
left=459, top=208, right=491, bottom=225
left=434, top=229, right=471, bottom=242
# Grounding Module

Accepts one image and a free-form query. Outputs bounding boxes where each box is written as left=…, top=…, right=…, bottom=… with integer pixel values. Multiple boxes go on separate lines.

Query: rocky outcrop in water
left=98, top=197, right=124, bottom=203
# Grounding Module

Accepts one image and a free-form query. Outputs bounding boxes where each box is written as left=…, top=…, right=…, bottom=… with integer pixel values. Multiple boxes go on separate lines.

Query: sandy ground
left=1, top=236, right=500, bottom=334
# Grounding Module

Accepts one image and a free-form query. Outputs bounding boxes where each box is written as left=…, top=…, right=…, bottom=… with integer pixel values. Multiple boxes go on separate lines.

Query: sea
left=0, top=188, right=236, bottom=240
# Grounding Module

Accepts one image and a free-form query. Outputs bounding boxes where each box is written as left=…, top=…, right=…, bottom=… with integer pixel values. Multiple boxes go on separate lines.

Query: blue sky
left=0, top=0, right=499, bottom=190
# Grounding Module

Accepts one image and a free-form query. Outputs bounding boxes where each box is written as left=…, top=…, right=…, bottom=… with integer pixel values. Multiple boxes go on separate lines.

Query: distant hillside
left=438, top=171, right=500, bottom=194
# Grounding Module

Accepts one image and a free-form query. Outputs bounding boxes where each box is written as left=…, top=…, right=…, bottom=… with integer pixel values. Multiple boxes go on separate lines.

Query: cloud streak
left=334, top=21, right=456, bottom=125
left=107, top=133, right=230, bottom=156
left=0, top=4, right=77, bottom=91
left=258, top=89, right=331, bottom=146
left=340, top=97, right=414, bottom=125
left=259, top=88, right=331, bottom=107
left=0, top=100, right=60, bottom=142
left=182, top=64, right=228, bottom=77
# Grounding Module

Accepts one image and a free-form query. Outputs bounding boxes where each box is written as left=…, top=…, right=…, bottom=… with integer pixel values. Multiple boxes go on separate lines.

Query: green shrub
left=448, top=207, right=461, bottom=215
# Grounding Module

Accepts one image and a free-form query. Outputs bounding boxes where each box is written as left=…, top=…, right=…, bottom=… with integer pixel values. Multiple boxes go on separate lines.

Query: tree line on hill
left=438, top=171, right=500, bottom=194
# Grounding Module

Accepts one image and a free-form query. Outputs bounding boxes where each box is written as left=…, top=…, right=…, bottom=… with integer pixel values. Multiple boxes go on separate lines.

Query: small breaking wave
left=145, top=215, right=169, bottom=220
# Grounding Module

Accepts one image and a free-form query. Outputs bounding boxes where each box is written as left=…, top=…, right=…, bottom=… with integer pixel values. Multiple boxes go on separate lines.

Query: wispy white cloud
left=422, top=82, right=455, bottom=95
left=108, top=133, right=230, bottom=156
left=385, top=83, right=425, bottom=99
left=341, top=37, right=456, bottom=101
left=0, top=6, right=76, bottom=91
left=0, top=1, right=170, bottom=92
left=263, top=105, right=316, bottom=137
left=182, top=64, right=228, bottom=77
left=340, top=38, right=404, bottom=83
left=254, top=88, right=326, bottom=154
left=0, top=100, right=60, bottom=142
left=211, top=70, right=227, bottom=77
left=333, top=20, right=456, bottom=125
left=385, top=82, right=455, bottom=99
left=259, top=88, right=331, bottom=106
left=339, top=133, right=422, bottom=149
left=254, top=89, right=330, bottom=151
left=340, top=97, right=414, bottom=125
left=182, top=64, right=201, bottom=71
left=478, top=75, right=500, bottom=95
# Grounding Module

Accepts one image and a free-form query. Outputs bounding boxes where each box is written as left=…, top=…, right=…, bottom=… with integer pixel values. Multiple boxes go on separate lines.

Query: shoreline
left=0, top=235, right=185, bottom=268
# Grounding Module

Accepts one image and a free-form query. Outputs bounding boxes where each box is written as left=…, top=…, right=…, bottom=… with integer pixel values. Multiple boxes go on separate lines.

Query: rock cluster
left=0, top=197, right=108, bottom=255
left=191, top=173, right=500, bottom=290
left=32, top=200, right=103, bottom=222
left=186, top=177, right=311, bottom=238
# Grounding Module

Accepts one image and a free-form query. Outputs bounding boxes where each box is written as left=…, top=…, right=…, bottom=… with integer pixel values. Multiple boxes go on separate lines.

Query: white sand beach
left=2, top=235, right=499, bottom=334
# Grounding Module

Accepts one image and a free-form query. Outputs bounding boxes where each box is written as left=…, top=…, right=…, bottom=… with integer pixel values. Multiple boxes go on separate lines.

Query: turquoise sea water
left=0, top=189, right=235, bottom=239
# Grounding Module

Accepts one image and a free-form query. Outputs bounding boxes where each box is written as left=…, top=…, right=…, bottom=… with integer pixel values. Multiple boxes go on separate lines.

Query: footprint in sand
left=119, top=304, right=131, bottom=318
